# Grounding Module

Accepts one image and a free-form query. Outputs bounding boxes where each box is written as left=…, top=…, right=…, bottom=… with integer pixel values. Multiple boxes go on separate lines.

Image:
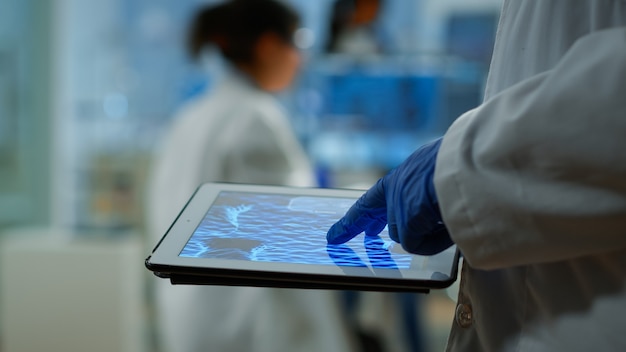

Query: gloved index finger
left=326, top=180, right=387, bottom=244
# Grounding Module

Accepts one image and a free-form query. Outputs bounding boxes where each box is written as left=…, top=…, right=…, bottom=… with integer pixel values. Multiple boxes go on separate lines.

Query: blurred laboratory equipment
left=0, top=1, right=500, bottom=351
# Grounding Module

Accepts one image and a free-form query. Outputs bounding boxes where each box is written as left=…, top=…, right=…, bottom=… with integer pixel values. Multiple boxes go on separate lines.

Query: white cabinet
left=0, top=228, right=147, bottom=352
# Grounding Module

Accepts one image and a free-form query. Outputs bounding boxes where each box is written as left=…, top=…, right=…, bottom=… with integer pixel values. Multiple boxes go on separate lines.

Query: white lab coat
left=434, top=1, right=626, bottom=351
left=146, top=70, right=357, bottom=352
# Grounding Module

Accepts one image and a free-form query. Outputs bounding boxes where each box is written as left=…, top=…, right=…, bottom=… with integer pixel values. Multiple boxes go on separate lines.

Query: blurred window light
left=294, top=27, right=316, bottom=50
left=103, top=92, right=129, bottom=119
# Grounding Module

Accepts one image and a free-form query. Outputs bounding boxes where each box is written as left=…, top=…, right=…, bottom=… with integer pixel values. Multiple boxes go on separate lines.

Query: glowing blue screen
left=179, top=191, right=413, bottom=269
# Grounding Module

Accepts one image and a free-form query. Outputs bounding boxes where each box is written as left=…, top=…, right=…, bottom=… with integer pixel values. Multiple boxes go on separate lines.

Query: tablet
left=145, top=182, right=460, bottom=293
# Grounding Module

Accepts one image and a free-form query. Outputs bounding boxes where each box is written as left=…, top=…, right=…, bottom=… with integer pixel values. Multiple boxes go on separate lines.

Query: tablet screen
left=178, top=191, right=448, bottom=274
left=146, top=183, right=459, bottom=290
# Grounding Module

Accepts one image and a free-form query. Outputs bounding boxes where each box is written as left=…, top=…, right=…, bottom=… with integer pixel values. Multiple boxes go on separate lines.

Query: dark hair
left=325, top=0, right=382, bottom=53
left=188, top=0, right=300, bottom=64
left=325, top=0, right=353, bottom=53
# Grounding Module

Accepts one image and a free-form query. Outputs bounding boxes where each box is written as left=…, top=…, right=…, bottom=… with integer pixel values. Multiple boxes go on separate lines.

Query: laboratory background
left=0, top=0, right=500, bottom=351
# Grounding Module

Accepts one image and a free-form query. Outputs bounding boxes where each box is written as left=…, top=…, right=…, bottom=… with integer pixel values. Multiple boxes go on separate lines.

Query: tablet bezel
left=145, top=182, right=460, bottom=292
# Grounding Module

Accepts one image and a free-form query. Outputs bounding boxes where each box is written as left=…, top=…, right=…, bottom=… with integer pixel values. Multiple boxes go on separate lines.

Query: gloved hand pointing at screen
left=327, top=138, right=454, bottom=255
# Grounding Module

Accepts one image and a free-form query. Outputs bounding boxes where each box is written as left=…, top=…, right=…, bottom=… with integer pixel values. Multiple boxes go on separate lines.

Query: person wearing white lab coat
left=328, top=1, right=626, bottom=351
left=146, top=1, right=357, bottom=351
left=437, top=1, right=626, bottom=350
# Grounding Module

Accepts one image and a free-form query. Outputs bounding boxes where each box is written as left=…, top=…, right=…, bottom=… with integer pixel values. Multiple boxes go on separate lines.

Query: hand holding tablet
left=145, top=183, right=459, bottom=292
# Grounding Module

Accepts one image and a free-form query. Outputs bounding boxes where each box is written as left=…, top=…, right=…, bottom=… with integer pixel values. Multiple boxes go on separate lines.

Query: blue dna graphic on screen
left=179, top=192, right=413, bottom=269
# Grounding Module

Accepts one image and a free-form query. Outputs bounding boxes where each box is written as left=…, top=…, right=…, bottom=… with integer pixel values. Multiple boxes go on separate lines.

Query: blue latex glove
left=327, top=138, right=453, bottom=255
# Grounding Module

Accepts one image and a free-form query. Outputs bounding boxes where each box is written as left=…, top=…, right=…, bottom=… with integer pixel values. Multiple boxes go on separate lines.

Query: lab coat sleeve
left=434, top=27, right=626, bottom=270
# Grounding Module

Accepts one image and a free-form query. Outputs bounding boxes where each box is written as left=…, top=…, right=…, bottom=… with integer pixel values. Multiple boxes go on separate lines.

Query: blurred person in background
left=325, top=0, right=388, bottom=56
left=323, top=1, right=428, bottom=351
left=146, top=1, right=356, bottom=351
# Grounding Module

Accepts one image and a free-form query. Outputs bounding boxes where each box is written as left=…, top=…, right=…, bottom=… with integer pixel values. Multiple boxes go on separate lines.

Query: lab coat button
left=455, top=303, right=473, bottom=328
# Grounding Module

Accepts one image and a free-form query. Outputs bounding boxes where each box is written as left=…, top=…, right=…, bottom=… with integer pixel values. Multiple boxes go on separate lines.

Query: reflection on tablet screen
left=179, top=191, right=414, bottom=269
